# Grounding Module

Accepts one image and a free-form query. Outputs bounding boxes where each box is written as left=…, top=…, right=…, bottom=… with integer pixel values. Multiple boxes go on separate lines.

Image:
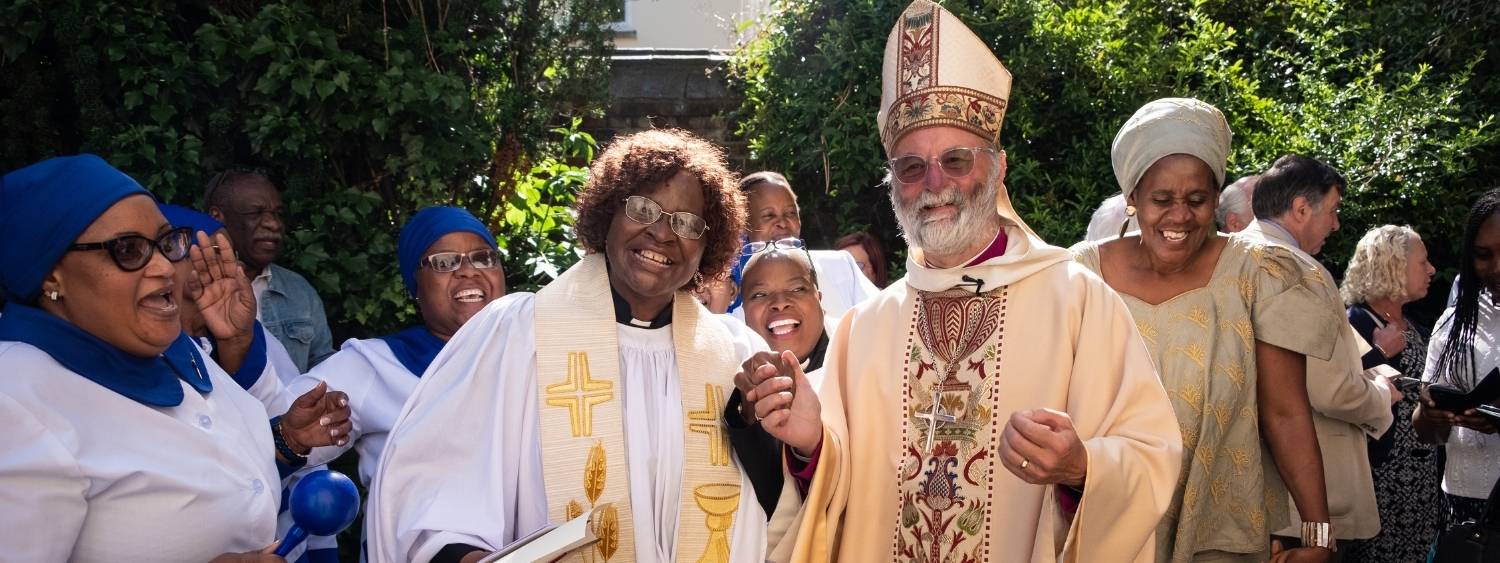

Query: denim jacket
left=258, top=263, right=334, bottom=373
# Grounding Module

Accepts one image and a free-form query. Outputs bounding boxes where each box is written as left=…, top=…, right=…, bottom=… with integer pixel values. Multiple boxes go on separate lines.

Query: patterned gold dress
left=1072, top=234, right=1340, bottom=562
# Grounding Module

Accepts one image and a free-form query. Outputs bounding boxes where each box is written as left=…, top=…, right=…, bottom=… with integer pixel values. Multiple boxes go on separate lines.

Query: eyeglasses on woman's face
left=622, top=195, right=709, bottom=240
left=742, top=237, right=819, bottom=285
left=742, top=237, right=807, bottom=255
left=886, top=146, right=997, bottom=185
left=420, top=249, right=501, bottom=272
left=67, top=227, right=193, bottom=272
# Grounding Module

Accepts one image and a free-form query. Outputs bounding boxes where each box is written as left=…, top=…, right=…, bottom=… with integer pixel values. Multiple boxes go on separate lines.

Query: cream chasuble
left=777, top=0, right=1182, bottom=559
left=782, top=222, right=1184, bottom=563
left=366, top=254, right=767, bottom=563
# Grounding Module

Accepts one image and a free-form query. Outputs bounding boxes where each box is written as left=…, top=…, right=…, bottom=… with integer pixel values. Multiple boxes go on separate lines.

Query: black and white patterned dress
left=1345, top=304, right=1446, bottom=562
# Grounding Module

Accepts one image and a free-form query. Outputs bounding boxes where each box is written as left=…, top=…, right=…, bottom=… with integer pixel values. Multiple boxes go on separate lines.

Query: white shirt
left=289, top=338, right=422, bottom=487
left=0, top=341, right=280, bottom=562
left=366, top=293, right=769, bottom=563
left=1424, top=298, right=1500, bottom=499
left=809, top=249, right=880, bottom=319
left=195, top=327, right=339, bottom=559
left=251, top=268, right=273, bottom=321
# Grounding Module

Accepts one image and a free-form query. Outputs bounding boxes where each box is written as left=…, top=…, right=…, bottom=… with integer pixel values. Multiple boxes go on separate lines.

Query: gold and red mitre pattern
left=877, top=0, right=1013, bottom=151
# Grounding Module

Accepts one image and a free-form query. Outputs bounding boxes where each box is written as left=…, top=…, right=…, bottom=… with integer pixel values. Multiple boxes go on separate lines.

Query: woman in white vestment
left=286, top=206, right=506, bottom=488
left=368, top=130, right=776, bottom=563
left=736, top=171, right=878, bottom=320
left=159, top=202, right=346, bottom=563
left=0, top=155, right=349, bottom=562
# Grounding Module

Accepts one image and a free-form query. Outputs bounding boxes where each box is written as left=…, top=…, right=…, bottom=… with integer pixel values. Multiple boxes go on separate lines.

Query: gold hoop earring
left=692, top=272, right=705, bottom=287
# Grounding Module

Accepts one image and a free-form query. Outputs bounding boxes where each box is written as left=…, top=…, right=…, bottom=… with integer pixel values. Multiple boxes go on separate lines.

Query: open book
left=477, top=504, right=608, bottom=563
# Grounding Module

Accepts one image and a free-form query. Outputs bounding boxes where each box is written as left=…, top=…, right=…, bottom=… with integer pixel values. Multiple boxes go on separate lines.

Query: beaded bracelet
left=270, top=416, right=308, bottom=467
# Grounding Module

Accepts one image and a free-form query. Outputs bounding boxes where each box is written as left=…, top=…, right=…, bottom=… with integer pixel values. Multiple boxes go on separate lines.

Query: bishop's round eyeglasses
left=67, top=227, right=193, bottom=272
left=886, top=146, right=998, bottom=184
left=622, top=195, right=709, bottom=240
left=420, top=249, right=501, bottom=272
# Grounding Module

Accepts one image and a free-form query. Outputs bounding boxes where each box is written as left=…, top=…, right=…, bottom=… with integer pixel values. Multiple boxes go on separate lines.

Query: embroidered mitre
left=877, top=0, right=1013, bottom=151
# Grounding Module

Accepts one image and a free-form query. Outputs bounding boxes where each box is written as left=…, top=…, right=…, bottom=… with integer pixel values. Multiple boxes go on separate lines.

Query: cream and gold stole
left=533, top=253, right=746, bottom=562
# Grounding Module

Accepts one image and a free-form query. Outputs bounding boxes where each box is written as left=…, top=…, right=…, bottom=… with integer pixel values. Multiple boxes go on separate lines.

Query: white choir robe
left=734, top=249, right=878, bottom=323
left=289, top=337, right=420, bottom=487
left=0, top=341, right=281, bottom=562
left=367, top=293, right=771, bottom=563
left=808, top=249, right=879, bottom=319
left=198, top=328, right=340, bottom=562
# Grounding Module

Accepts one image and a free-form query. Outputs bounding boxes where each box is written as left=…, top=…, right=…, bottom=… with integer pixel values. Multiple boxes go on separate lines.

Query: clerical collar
left=962, top=230, right=1010, bottom=267
left=0, top=303, right=212, bottom=406
left=609, top=285, right=673, bottom=329
left=379, top=325, right=446, bottom=376
left=920, top=230, right=1009, bottom=269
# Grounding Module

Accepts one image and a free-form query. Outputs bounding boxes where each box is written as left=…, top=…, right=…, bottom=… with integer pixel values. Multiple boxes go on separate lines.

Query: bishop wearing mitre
left=738, top=2, right=1184, bottom=561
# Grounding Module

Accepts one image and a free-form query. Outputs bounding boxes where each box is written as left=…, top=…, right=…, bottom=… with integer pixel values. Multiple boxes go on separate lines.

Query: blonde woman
left=1339, top=225, right=1441, bottom=562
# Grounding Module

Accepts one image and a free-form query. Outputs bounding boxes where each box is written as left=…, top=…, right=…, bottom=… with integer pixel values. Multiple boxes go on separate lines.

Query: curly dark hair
left=573, top=129, right=745, bottom=292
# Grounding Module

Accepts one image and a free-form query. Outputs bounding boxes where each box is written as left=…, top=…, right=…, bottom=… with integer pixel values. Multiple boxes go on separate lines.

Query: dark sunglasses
left=67, top=227, right=193, bottom=272
left=622, top=195, right=709, bottom=240
left=420, top=249, right=501, bottom=272
left=886, top=146, right=997, bottom=184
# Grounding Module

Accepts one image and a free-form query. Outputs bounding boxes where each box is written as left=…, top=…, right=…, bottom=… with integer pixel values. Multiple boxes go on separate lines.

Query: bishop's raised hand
left=738, top=350, right=822, bottom=455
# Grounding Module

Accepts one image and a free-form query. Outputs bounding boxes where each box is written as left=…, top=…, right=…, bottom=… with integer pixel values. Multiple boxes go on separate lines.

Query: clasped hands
left=734, top=351, right=821, bottom=456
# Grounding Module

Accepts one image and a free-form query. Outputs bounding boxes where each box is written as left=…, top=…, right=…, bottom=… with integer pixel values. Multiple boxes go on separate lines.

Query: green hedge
left=729, top=0, right=1499, bottom=314
left=1, top=0, right=610, bottom=338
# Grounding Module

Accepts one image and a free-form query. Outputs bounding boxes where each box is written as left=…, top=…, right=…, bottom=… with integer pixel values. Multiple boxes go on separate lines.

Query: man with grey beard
left=736, top=1, right=1182, bottom=560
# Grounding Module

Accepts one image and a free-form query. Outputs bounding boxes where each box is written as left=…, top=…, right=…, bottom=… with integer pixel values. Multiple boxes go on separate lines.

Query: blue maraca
left=274, top=469, right=361, bottom=557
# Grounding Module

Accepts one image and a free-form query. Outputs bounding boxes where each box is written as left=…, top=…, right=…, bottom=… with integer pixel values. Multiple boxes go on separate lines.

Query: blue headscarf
left=0, top=154, right=149, bottom=303
left=383, top=206, right=498, bottom=376
left=727, top=233, right=752, bottom=313
left=396, top=206, right=498, bottom=298
left=158, top=203, right=225, bottom=245
left=0, top=155, right=213, bottom=406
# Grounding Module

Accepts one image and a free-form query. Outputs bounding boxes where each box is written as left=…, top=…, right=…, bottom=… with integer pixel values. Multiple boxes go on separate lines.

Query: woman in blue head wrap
left=0, top=156, right=349, bottom=563
left=284, top=206, right=504, bottom=491
left=161, top=203, right=345, bottom=563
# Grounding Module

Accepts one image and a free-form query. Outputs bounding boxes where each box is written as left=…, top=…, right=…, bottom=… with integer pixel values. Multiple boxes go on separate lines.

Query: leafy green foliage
left=729, top=0, right=1498, bottom=294
left=0, top=0, right=610, bottom=337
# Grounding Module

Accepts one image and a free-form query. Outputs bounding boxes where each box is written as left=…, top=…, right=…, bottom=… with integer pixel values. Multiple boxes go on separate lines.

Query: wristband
left=271, top=416, right=308, bottom=467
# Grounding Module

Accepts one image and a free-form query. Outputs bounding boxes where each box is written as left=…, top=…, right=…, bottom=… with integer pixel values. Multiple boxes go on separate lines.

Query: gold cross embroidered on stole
left=545, top=352, right=614, bottom=437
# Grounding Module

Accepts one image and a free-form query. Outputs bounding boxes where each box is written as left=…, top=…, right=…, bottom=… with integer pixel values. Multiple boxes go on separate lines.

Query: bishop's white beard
left=890, top=174, right=1002, bottom=259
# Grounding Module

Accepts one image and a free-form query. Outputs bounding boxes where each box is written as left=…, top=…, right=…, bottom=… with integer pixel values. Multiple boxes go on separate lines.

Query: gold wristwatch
left=1301, top=521, right=1336, bottom=551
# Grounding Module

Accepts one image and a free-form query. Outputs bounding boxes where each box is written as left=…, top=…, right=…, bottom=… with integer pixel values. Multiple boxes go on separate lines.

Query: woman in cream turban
left=1071, top=99, right=1340, bottom=562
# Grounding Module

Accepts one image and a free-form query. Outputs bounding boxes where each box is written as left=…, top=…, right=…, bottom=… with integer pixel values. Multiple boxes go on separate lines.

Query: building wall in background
left=611, top=0, right=767, bottom=50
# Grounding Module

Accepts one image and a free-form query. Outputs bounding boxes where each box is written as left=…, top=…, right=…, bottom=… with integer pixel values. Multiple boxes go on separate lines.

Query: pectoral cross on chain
left=915, top=388, right=957, bottom=451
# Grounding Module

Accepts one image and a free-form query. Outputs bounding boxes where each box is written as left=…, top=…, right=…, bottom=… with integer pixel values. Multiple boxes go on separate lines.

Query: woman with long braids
left=1418, top=188, right=1500, bottom=531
